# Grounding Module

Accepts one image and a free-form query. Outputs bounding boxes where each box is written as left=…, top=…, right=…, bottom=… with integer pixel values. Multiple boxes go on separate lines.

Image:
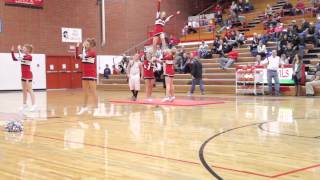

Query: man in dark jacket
left=104, top=64, right=111, bottom=79
left=189, top=53, right=205, bottom=95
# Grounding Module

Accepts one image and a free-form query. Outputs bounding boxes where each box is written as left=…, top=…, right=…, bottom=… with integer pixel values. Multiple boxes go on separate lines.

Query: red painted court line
left=271, top=163, right=320, bottom=178
left=23, top=133, right=272, bottom=178
left=211, top=165, right=272, bottom=178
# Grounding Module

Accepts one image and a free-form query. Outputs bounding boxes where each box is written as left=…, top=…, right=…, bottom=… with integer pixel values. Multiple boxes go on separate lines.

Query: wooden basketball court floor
left=0, top=90, right=320, bottom=180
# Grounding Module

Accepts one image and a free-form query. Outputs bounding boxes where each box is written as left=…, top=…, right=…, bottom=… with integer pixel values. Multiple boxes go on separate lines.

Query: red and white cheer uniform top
left=11, top=51, right=33, bottom=80
left=153, top=1, right=175, bottom=36
left=162, top=53, right=175, bottom=77
left=143, top=59, right=155, bottom=79
left=76, top=47, right=97, bottom=80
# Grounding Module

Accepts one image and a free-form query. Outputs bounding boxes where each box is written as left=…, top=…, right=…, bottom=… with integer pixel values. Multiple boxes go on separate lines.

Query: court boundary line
left=199, top=120, right=320, bottom=179
left=258, top=123, right=320, bottom=139
left=199, top=121, right=275, bottom=180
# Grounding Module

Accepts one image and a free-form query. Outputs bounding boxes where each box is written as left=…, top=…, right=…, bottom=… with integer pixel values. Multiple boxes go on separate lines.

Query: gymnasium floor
left=0, top=90, right=320, bottom=179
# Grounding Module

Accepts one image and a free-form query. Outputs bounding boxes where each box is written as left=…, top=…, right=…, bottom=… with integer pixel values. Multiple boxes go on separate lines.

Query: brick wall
left=0, top=0, right=212, bottom=55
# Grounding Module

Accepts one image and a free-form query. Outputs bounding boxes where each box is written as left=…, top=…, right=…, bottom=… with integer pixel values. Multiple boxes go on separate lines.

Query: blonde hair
left=24, top=44, right=33, bottom=53
left=86, top=38, right=96, bottom=48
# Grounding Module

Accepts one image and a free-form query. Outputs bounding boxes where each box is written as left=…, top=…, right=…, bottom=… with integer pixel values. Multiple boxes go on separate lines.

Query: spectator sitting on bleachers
left=230, top=1, right=239, bottom=21
left=176, top=52, right=188, bottom=73
left=282, top=1, right=294, bottom=16
left=278, top=33, right=289, bottom=56
left=306, top=66, right=320, bottom=96
left=182, top=23, right=188, bottom=36
left=198, top=41, right=209, bottom=58
left=264, top=13, right=280, bottom=29
left=313, top=1, right=320, bottom=16
left=219, top=49, right=239, bottom=69
left=289, top=20, right=299, bottom=33
left=155, top=45, right=163, bottom=59
left=216, top=11, right=224, bottom=26
left=244, top=0, right=254, bottom=12
left=187, top=21, right=197, bottom=34
left=250, top=33, right=259, bottom=56
left=168, top=35, right=179, bottom=49
left=274, top=23, right=284, bottom=39
left=301, top=19, right=311, bottom=32
left=285, top=43, right=298, bottom=64
left=235, top=31, right=245, bottom=47
left=257, top=40, right=267, bottom=59
left=223, top=39, right=233, bottom=54
left=112, top=65, right=120, bottom=75
left=199, top=15, right=209, bottom=26
left=212, top=39, right=224, bottom=56
left=266, top=24, right=276, bottom=41
left=213, top=3, right=223, bottom=15
left=265, top=4, right=273, bottom=17
left=314, top=28, right=320, bottom=47
left=306, top=22, right=318, bottom=47
left=295, top=0, right=305, bottom=14
left=238, top=0, right=245, bottom=12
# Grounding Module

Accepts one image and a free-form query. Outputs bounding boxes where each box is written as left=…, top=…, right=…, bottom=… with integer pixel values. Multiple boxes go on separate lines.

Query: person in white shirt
left=198, top=41, right=209, bottom=58
left=256, top=41, right=267, bottom=65
left=261, top=50, right=285, bottom=96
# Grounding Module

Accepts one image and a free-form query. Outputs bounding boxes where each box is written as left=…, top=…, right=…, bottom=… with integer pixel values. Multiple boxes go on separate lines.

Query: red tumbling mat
left=110, top=98, right=224, bottom=106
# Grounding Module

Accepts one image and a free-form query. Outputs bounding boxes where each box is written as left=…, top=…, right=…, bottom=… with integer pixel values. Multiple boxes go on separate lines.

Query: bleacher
left=98, top=0, right=320, bottom=96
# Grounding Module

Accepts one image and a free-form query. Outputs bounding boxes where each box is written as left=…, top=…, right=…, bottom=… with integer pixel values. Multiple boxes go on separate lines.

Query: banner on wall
left=61, top=28, right=82, bottom=43
left=256, top=67, right=295, bottom=85
left=5, top=0, right=44, bottom=8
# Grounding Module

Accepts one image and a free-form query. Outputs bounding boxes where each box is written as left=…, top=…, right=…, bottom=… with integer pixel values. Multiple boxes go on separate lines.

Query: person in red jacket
left=152, top=0, right=180, bottom=55
left=11, top=44, right=37, bottom=112
left=75, top=38, right=100, bottom=116
left=219, top=49, right=239, bottom=69
left=161, top=49, right=176, bottom=102
left=213, top=4, right=223, bottom=14
left=295, top=0, right=305, bottom=14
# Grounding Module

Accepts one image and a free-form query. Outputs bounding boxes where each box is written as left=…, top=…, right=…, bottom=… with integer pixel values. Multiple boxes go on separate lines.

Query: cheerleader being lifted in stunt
left=11, top=44, right=37, bottom=112
left=153, top=0, right=180, bottom=55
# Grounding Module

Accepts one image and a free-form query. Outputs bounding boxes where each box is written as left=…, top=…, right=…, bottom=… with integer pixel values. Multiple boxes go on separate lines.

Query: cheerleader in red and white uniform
left=161, top=49, right=176, bottom=102
left=11, top=44, right=37, bottom=111
left=75, top=38, right=100, bottom=116
left=143, top=52, right=156, bottom=101
left=153, top=0, right=180, bottom=55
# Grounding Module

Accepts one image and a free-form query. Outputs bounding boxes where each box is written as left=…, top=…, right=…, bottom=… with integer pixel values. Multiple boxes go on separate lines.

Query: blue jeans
left=220, top=58, right=234, bottom=69
left=190, top=78, right=205, bottom=93
left=298, top=45, right=305, bottom=58
left=267, top=70, right=280, bottom=95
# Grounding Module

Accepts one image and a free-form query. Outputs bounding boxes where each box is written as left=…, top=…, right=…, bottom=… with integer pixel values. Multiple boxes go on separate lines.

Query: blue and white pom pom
left=4, top=120, right=24, bottom=132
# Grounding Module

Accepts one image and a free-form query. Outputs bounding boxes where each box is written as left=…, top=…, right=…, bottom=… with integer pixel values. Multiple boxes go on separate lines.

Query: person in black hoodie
left=282, top=1, right=294, bottom=16
left=188, top=53, right=205, bottom=95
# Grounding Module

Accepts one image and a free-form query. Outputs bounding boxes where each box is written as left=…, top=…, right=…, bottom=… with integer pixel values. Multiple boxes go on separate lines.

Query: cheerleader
left=161, top=49, right=176, bottom=102
left=153, top=0, right=180, bottom=55
left=11, top=44, right=36, bottom=111
left=143, top=52, right=156, bottom=100
left=127, top=53, right=143, bottom=101
left=75, top=38, right=100, bottom=116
